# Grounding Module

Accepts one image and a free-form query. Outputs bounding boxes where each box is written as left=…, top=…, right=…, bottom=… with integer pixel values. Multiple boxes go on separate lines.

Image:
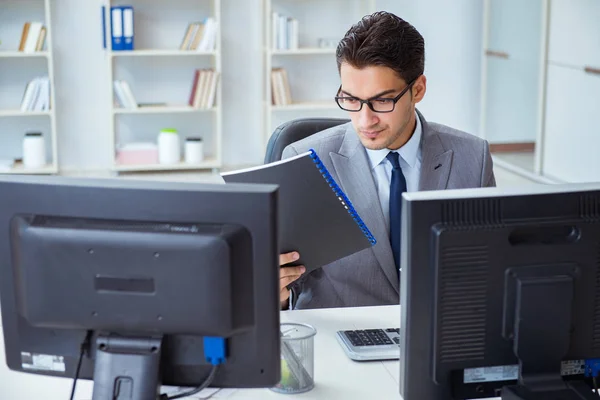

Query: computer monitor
left=399, top=182, right=600, bottom=400
left=0, top=175, right=281, bottom=400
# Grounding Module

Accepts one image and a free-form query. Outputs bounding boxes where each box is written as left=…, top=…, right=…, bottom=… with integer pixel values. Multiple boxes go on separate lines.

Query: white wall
left=377, top=0, right=484, bottom=136
left=22, top=0, right=484, bottom=173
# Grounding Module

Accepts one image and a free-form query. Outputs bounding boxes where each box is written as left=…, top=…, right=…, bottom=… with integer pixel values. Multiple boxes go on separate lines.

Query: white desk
left=0, top=305, right=501, bottom=399
left=0, top=306, right=399, bottom=399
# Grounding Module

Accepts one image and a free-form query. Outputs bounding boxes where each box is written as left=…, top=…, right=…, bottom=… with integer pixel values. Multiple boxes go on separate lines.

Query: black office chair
left=264, top=117, right=350, bottom=163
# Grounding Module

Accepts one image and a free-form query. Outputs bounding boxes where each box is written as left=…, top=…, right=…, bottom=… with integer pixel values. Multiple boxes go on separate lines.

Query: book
left=221, top=149, right=376, bottom=274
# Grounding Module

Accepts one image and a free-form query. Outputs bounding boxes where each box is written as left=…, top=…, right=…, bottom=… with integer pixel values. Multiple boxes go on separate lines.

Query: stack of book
left=188, top=69, right=219, bottom=109
left=271, top=12, right=298, bottom=50
left=179, top=18, right=218, bottom=51
left=271, top=68, right=292, bottom=106
left=18, top=22, right=47, bottom=53
left=20, top=77, right=51, bottom=112
left=113, top=80, right=138, bottom=109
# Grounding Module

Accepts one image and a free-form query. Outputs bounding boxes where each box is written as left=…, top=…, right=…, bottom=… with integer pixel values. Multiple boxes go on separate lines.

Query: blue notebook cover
left=221, top=149, right=375, bottom=274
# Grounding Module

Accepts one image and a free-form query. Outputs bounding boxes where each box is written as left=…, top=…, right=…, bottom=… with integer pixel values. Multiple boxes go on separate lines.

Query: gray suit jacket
left=281, top=110, right=496, bottom=309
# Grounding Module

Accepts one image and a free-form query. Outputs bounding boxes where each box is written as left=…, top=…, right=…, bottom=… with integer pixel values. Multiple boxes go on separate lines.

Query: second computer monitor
left=400, top=183, right=600, bottom=400
left=0, top=175, right=281, bottom=399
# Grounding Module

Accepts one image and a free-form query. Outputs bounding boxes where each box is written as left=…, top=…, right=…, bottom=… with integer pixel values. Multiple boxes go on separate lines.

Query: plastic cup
left=270, top=322, right=317, bottom=394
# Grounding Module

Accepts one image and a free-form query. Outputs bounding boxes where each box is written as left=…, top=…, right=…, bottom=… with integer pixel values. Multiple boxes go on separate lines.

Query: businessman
left=278, top=11, right=496, bottom=310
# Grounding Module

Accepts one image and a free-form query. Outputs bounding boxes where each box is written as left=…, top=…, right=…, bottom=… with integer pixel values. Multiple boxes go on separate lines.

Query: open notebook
left=221, top=149, right=375, bottom=274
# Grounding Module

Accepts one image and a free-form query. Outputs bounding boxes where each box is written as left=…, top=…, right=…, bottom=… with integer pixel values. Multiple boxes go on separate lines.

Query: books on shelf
left=179, top=18, right=218, bottom=51
left=188, top=69, right=219, bottom=109
left=271, top=68, right=292, bottom=106
left=108, top=6, right=134, bottom=51
left=18, top=22, right=47, bottom=53
left=20, top=77, right=51, bottom=112
left=272, top=12, right=298, bottom=50
left=113, top=80, right=138, bottom=108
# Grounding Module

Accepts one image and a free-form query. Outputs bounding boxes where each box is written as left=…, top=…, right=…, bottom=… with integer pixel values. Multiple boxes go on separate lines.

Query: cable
left=69, top=331, right=93, bottom=400
left=160, top=365, right=219, bottom=400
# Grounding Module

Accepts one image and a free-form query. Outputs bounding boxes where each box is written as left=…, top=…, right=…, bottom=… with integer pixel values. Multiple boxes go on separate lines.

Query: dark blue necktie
left=386, top=151, right=407, bottom=276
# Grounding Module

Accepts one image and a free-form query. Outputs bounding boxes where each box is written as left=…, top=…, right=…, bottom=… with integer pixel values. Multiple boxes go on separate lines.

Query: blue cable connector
left=203, top=336, right=226, bottom=366
left=584, top=358, right=600, bottom=378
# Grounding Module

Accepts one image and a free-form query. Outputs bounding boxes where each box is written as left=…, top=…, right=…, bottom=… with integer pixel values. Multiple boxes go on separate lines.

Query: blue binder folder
left=110, top=6, right=124, bottom=51
left=121, top=6, right=134, bottom=50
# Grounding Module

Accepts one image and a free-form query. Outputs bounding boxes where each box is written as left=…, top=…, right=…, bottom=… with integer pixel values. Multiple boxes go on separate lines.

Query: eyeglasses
left=334, top=78, right=417, bottom=113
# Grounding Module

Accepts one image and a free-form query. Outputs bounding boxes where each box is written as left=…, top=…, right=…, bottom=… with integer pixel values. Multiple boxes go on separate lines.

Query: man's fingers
left=280, top=265, right=305, bottom=278
left=279, top=251, right=300, bottom=266
left=280, top=274, right=302, bottom=288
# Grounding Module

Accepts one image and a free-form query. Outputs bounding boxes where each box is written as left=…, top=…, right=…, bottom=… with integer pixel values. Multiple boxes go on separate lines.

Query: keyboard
left=335, top=328, right=401, bottom=361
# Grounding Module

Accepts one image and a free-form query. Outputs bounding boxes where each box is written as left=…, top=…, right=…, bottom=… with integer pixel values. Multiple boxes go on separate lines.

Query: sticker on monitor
left=21, top=352, right=66, bottom=372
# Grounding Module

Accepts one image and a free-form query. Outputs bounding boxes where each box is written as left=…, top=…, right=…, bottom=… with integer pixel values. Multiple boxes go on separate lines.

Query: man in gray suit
left=278, top=11, right=496, bottom=310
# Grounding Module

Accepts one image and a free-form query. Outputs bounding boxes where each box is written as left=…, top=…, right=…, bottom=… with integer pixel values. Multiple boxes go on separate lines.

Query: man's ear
left=412, top=75, right=427, bottom=104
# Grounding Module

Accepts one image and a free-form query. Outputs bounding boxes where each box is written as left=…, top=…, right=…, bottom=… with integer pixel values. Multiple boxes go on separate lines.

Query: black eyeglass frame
left=334, top=78, right=418, bottom=113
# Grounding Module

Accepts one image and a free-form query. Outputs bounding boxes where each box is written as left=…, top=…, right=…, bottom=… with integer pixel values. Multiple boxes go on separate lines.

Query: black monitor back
left=0, top=175, right=281, bottom=389
left=400, top=183, right=600, bottom=399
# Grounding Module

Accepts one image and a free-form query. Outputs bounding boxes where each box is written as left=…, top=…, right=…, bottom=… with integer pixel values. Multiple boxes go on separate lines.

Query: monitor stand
left=501, top=266, right=596, bottom=400
left=91, top=335, right=163, bottom=400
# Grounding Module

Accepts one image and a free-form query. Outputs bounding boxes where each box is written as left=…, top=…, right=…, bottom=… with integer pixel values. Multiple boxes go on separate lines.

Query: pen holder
left=271, top=322, right=317, bottom=394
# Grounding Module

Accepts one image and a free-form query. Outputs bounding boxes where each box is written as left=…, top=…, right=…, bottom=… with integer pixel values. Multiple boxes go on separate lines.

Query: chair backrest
left=264, top=117, right=350, bottom=163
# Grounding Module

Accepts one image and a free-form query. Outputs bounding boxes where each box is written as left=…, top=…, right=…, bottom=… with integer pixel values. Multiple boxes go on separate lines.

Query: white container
left=157, top=128, right=180, bottom=164
left=23, top=132, right=46, bottom=168
left=185, top=137, right=204, bottom=164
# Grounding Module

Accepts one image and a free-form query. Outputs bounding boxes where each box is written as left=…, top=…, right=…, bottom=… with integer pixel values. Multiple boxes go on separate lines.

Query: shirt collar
left=365, top=111, right=423, bottom=170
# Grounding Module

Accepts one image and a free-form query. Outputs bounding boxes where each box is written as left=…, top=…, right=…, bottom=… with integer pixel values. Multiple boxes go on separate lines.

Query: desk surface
left=0, top=306, right=400, bottom=400
left=0, top=305, right=502, bottom=400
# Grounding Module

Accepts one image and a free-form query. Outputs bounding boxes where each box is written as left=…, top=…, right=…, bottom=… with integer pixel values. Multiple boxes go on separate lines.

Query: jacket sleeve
left=281, top=144, right=299, bottom=160
left=481, top=140, right=496, bottom=187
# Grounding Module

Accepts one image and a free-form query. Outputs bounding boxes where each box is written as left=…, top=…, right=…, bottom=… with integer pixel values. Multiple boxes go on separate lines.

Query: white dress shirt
left=364, top=112, right=423, bottom=232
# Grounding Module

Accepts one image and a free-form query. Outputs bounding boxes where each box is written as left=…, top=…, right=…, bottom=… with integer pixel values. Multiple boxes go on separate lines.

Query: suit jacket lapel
left=417, top=111, right=453, bottom=191
left=329, top=125, right=399, bottom=293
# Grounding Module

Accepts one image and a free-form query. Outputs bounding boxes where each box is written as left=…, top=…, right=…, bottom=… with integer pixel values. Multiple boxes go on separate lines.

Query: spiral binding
left=308, top=149, right=377, bottom=246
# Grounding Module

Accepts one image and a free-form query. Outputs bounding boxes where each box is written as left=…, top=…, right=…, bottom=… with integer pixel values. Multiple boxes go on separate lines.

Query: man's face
left=338, top=63, right=426, bottom=150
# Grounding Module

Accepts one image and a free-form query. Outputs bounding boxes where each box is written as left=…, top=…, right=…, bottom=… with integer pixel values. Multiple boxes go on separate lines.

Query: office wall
left=47, top=0, right=484, bottom=173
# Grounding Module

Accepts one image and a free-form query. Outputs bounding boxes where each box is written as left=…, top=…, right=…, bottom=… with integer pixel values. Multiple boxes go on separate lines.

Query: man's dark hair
left=336, top=11, right=425, bottom=84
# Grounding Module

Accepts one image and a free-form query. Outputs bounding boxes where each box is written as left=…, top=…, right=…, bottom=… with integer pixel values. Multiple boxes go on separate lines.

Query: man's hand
left=279, top=252, right=305, bottom=307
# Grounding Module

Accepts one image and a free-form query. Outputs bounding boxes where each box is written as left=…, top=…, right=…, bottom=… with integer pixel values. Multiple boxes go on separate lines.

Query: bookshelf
left=0, top=51, right=50, bottom=59
left=263, top=0, right=375, bottom=146
left=113, top=106, right=219, bottom=115
left=110, top=49, right=217, bottom=57
left=104, top=0, right=222, bottom=174
left=0, top=0, right=58, bottom=174
left=270, top=48, right=337, bottom=56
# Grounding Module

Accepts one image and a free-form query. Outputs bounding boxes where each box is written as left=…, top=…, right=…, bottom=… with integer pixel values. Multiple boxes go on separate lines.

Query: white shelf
left=113, top=106, right=218, bottom=115
left=109, top=50, right=216, bottom=57
left=0, top=164, right=58, bottom=175
left=112, top=158, right=220, bottom=172
left=0, top=51, right=49, bottom=58
left=270, top=48, right=336, bottom=56
left=0, top=110, right=53, bottom=117
left=105, top=0, right=223, bottom=174
left=1, top=0, right=59, bottom=174
left=271, top=101, right=337, bottom=111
